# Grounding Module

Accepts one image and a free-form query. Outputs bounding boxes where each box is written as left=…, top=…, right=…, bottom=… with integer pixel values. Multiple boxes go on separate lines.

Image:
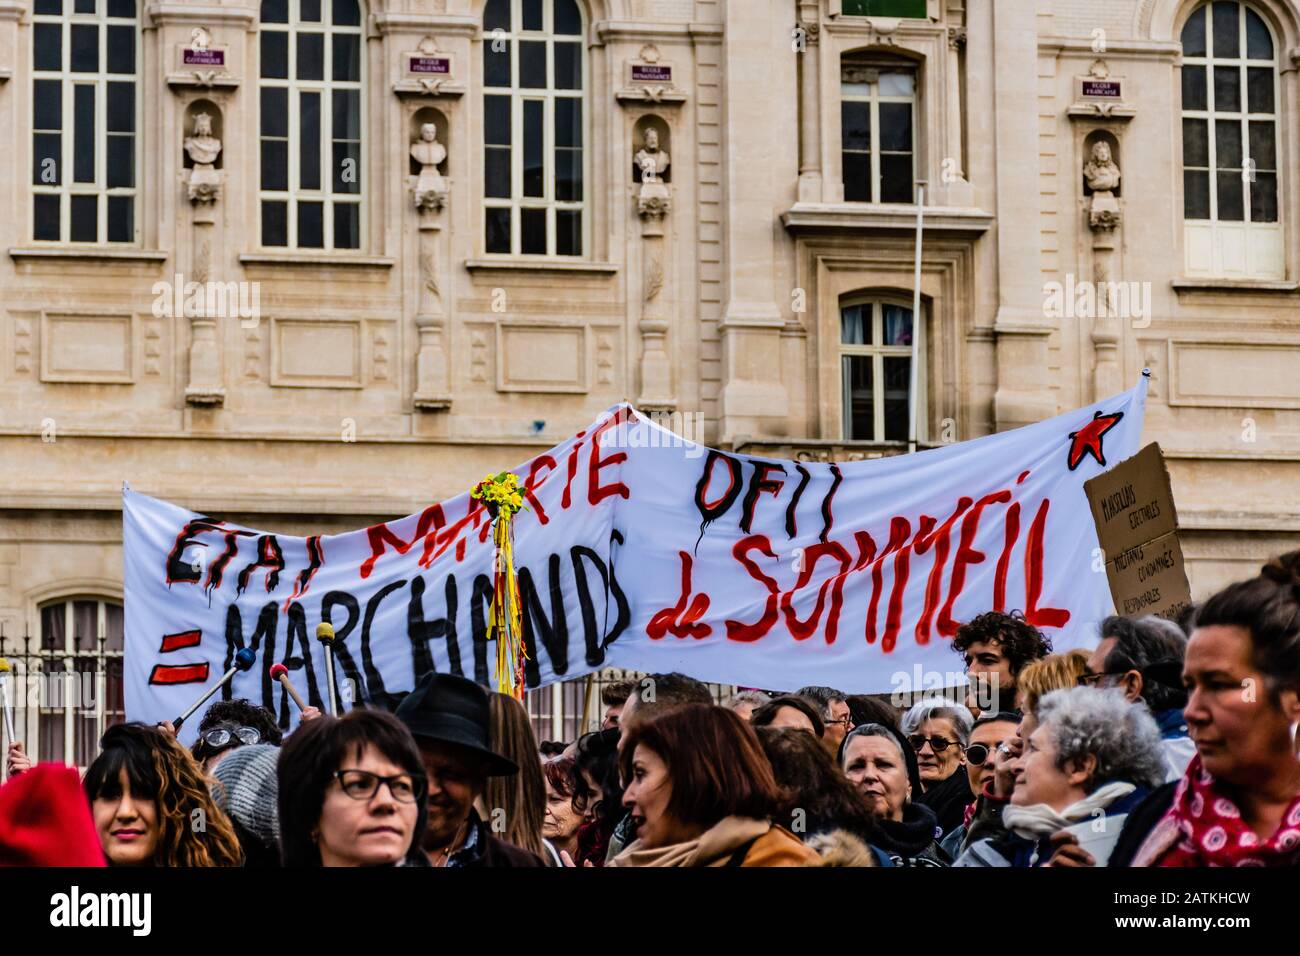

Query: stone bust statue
left=1083, top=140, right=1120, bottom=194
left=635, top=127, right=670, bottom=183
left=184, top=112, right=222, bottom=166
left=411, top=122, right=446, bottom=170
left=185, top=112, right=222, bottom=203
left=411, top=122, right=448, bottom=209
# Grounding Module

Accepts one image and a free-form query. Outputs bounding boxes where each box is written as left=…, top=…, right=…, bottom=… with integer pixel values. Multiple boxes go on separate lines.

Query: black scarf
left=917, top=768, right=974, bottom=836
left=871, top=801, right=941, bottom=857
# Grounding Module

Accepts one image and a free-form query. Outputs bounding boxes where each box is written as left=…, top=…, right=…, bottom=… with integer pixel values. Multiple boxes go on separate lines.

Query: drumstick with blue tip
left=172, top=647, right=257, bottom=731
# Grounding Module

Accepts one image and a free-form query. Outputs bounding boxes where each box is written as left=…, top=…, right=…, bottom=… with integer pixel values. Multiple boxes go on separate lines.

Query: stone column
left=719, top=0, right=790, bottom=442
left=411, top=125, right=451, bottom=411
left=796, top=1, right=822, bottom=203
left=1085, top=142, right=1123, bottom=401
left=941, top=27, right=974, bottom=206
left=984, top=0, right=1054, bottom=429
left=183, top=112, right=225, bottom=407
left=637, top=182, right=676, bottom=411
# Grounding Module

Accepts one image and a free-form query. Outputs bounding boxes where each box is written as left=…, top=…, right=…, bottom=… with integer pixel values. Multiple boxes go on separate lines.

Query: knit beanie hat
left=211, top=743, right=280, bottom=851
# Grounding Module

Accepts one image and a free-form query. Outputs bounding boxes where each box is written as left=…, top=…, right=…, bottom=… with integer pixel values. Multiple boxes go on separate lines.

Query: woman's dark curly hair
left=1194, top=551, right=1300, bottom=702
left=85, top=722, right=243, bottom=867
left=952, top=610, right=1053, bottom=676
left=756, top=726, right=882, bottom=845
left=570, top=728, right=623, bottom=832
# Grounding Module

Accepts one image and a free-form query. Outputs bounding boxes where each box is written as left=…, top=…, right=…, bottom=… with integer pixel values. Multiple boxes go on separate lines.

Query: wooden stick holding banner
left=472, top=472, right=528, bottom=699
left=580, top=673, right=594, bottom=732
left=908, top=180, right=926, bottom=456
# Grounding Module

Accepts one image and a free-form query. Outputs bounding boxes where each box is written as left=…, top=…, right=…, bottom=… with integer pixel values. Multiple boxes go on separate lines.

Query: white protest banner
left=125, top=377, right=1147, bottom=739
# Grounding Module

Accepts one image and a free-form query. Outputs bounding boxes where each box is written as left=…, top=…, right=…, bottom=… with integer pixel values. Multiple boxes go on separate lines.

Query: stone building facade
left=0, top=0, right=1297, bottom=764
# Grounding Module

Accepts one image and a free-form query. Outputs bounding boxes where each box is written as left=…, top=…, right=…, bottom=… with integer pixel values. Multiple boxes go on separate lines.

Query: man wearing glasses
left=1080, top=615, right=1194, bottom=781
left=939, top=711, right=1021, bottom=858
left=797, top=685, right=854, bottom=748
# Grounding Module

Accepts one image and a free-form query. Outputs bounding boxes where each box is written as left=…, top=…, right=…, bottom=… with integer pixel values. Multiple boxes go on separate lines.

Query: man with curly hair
left=952, top=611, right=1052, bottom=716
left=192, top=698, right=285, bottom=772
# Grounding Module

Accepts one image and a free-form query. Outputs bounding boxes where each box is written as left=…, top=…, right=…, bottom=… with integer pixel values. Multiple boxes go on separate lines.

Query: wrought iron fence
left=0, top=599, right=126, bottom=779
left=521, top=668, right=737, bottom=745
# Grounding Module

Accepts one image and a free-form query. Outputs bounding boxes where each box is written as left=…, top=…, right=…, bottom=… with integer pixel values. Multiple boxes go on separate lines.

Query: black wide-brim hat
left=395, top=673, right=519, bottom=777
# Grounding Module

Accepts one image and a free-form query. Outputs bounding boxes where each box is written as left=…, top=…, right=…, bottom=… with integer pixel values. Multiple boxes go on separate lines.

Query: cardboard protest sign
left=125, top=379, right=1148, bottom=741
left=1084, top=441, right=1192, bottom=622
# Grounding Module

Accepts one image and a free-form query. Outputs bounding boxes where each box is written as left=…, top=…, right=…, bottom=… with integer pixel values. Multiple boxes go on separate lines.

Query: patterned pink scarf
left=1137, top=754, right=1300, bottom=867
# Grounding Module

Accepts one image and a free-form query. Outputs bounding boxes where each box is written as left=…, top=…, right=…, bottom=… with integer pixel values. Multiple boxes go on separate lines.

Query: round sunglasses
left=907, top=734, right=963, bottom=754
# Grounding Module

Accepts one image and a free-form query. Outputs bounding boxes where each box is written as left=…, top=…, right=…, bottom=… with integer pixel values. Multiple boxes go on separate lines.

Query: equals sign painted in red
left=148, top=629, right=210, bottom=685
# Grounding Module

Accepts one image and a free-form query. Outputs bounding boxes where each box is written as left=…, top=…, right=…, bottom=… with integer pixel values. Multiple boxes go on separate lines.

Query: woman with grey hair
left=957, top=687, right=1164, bottom=867
left=839, top=722, right=949, bottom=866
left=900, top=696, right=975, bottom=836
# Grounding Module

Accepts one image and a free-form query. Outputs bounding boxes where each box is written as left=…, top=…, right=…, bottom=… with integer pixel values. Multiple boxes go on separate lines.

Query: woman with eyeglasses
left=278, top=710, right=428, bottom=867
left=957, top=687, right=1165, bottom=867
left=839, top=722, right=950, bottom=866
left=899, top=697, right=974, bottom=837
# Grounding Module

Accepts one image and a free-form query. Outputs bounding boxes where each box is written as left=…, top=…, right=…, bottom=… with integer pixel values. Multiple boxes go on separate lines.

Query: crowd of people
left=2, top=550, right=1298, bottom=868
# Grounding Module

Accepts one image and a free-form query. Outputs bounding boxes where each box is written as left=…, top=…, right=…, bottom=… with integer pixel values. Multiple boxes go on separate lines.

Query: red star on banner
left=1067, top=410, right=1124, bottom=470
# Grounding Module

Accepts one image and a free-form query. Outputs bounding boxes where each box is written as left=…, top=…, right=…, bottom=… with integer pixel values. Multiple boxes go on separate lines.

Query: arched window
left=1180, top=1, right=1281, bottom=278
left=840, top=297, right=924, bottom=442
left=31, top=0, right=140, bottom=243
left=482, top=0, right=586, bottom=256
left=841, top=52, right=916, bottom=204
left=258, top=0, right=364, bottom=250
left=10, top=598, right=125, bottom=769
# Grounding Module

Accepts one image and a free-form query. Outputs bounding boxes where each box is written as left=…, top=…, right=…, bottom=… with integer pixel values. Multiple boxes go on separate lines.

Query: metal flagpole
left=908, top=180, right=927, bottom=455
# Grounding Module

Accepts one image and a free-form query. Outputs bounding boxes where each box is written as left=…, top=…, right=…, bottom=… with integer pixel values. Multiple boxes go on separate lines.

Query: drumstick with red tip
left=269, top=663, right=309, bottom=713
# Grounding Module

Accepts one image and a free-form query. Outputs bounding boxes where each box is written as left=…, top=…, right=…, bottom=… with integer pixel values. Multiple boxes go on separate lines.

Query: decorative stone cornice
left=781, top=202, right=993, bottom=236
left=371, top=13, right=481, bottom=39
left=1039, top=37, right=1181, bottom=59
left=166, top=70, right=239, bottom=90
left=392, top=78, right=467, bottom=97
left=614, top=84, right=687, bottom=104
left=594, top=20, right=695, bottom=42
left=145, top=3, right=257, bottom=28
